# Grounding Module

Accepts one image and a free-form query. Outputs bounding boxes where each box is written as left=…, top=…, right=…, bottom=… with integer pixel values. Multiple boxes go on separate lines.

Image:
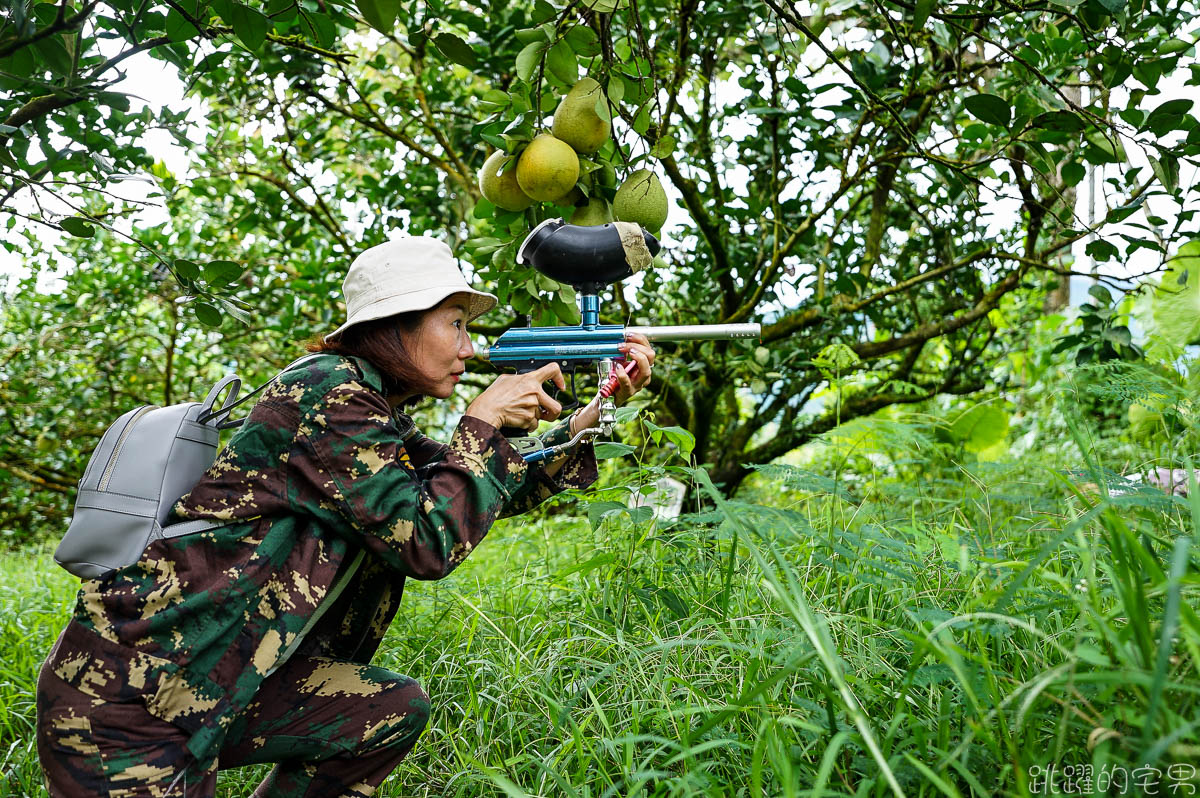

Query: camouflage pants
left=37, top=624, right=430, bottom=797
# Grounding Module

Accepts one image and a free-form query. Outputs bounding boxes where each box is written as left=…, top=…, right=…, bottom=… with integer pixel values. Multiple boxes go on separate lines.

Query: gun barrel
left=625, top=323, right=761, bottom=341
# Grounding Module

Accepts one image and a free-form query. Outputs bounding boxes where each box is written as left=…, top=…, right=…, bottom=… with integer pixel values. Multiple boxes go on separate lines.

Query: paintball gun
left=479, top=219, right=761, bottom=462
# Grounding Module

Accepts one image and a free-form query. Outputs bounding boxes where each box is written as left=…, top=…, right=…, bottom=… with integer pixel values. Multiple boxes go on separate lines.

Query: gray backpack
left=55, top=356, right=320, bottom=579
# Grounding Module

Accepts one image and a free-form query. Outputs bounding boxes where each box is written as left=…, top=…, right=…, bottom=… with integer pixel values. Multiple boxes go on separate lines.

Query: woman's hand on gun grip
left=613, top=333, right=655, bottom=407
left=569, top=334, right=656, bottom=438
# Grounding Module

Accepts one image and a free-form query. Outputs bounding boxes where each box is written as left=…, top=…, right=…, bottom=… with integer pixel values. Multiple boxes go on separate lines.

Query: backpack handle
left=197, top=354, right=326, bottom=430
left=197, top=375, right=243, bottom=428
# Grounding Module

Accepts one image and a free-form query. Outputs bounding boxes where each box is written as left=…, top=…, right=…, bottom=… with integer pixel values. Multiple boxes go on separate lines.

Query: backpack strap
left=265, top=548, right=366, bottom=678
left=161, top=518, right=230, bottom=539
left=198, top=353, right=327, bottom=429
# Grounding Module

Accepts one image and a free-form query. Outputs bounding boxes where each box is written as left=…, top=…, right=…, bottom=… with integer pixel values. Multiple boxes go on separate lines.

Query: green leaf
left=653, top=585, right=689, bottom=619
left=354, top=0, right=400, bottom=33
left=546, top=39, right=576, bottom=84
left=1103, top=326, right=1132, bottom=346
left=215, top=296, right=251, bottom=325
left=478, top=89, right=510, bottom=112
left=1085, top=239, right=1119, bottom=261
left=644, top=420, right=696, bottom=455
left=1144, top=98, right=1194, bottom=134
left=1102, top=54, right=1133, bottom=89
left=963, top=93, right=1011, bottom=127
left=0, top=46, right=36, bottom=82
left=649, top=134, right=675, bottom=159
left=194, top=302, right=223, bottom=327
left=594, top=442, right=637, bottom=459
left=581, top=0, right=623, bottom=11
left=1150, top=154, right=1180, bottom=192
left=594, top=92, right=613, bottom=123
left=613, top=405, right=638, bottom=423
left=1105, top=198, right=1144, bottom=224
left=814, top=342, right=861, bottom=371
left=1030, top=110, right=1084, bottom=132
left=1158, top=38, right=1192, bottom=56
left=606, top=75, right=625, bottom=105
left=472, top=197, right=496, bottom=219
left=173, top=258, right=201, bottom=280
left=32, top=36, right=72, bottom=75
left=1088, top=284, right=1113, bottom=305
left=202, top=260, right=243, bottom=285
left=586, top=500, right=629, bottom=530
left=304, top=10, right=337, bottom=47
left=229, top=2, right=269, bottom=50
left=531, top=0, right=558, bottom=23
left=59, top=217, right=94, bottom=238
left=515, top=41, right=543, bottom=83
left=1085, top=130, right=1125, bottom=164
left=912, top=0, right=935, bottom=28
left=514, top=26, right=550, bottom=44
left=1095, top=0, right=1126, bottom=13
left=165, top=7, right=201, bottom=40
left=1061, top=161, right=1085, bottom=186
left=949, top=404, right=1008, bottom=453
left=565, top=25, right=601, bottom=57
left=433, top=32, right=478, bottom=68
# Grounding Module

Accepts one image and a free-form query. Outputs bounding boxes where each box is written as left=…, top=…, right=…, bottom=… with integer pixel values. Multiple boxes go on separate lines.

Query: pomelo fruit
left=516, top=134, right=580, bottom=202
left=613, top=168, right=668, bottom=233
left=570, top=196, right=613, bottom=226
left=552, top=78, right=610, bottom=155
left=478, top=150, right=533, bottom=212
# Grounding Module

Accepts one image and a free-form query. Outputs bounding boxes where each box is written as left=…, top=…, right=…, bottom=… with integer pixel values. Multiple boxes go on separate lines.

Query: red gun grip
left=598, top=359, right=639, bottom=399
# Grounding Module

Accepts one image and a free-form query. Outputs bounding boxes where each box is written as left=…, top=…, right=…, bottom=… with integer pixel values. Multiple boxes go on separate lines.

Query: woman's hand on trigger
left=467, top=363, right=566, bottom=432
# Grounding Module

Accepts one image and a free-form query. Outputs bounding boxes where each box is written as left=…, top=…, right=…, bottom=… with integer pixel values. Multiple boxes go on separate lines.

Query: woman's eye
left=453, top=319, right=463, bottom=328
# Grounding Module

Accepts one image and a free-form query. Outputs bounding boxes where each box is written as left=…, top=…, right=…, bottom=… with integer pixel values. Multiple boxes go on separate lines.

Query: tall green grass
left=2, top=420, right=1197, bottom=796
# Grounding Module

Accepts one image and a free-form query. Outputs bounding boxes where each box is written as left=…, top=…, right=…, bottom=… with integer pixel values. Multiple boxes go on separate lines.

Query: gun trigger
left=558, top=372, right=580, bottom=412
left=506, top=436, right=545, bottom=456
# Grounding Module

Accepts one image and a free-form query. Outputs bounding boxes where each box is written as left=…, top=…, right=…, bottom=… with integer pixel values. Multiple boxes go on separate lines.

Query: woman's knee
left=389, top=677, right=431, bottom=732
left=366, top=676, right=430, bottom=752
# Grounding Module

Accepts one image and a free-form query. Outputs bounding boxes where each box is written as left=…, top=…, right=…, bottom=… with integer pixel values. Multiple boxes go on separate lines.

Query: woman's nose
left=460, top=334, right=474, bottom=359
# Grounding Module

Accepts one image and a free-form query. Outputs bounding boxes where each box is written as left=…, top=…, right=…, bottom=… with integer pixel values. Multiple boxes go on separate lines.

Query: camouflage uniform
left=36, top=353, right=597, bottom=796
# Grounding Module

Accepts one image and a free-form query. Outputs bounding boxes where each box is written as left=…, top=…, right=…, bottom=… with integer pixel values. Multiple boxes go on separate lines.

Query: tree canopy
left=2, top=0, right=1198, bottom=536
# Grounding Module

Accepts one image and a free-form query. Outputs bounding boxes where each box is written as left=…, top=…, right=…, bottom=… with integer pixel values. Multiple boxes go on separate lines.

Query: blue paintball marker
left=480, top=219, right=761, bottom=462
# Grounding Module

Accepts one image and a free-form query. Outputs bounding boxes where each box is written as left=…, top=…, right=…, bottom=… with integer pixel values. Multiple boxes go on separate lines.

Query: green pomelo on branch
left=570, top=196, right=613, bottom=226
left=613, top=168, right=668, bottom=233
left=552, top=78, right=611, bottom=155
left=516, top=134, right=580, bottom=202
left=478, top=150, right=534, bottom=212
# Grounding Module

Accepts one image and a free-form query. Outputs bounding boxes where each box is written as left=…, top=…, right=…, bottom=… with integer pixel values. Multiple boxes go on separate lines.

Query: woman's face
left=403, top=292, right=475, bottom=400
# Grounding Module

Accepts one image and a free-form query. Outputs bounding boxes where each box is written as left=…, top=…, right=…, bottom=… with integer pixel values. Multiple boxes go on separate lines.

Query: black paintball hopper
left=517, top=219, right=660, bottom=291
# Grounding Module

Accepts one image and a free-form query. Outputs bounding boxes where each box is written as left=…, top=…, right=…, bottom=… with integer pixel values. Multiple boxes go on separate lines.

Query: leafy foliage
left=4, top=0, right=1200, bottom=521
left=1055, top=283, right=1144, bottom=365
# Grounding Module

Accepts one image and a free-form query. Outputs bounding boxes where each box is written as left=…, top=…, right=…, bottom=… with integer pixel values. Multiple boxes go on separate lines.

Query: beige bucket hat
left=326, top=237, right=497, bottom=342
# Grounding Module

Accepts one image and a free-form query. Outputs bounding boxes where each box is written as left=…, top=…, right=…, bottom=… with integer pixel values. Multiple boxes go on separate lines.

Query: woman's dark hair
left=306, top=312, right=428, bottom=403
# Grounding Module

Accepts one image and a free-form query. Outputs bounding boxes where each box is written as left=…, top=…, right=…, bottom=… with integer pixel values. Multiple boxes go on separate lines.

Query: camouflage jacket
left=70, top=353, right=597, bottom=770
